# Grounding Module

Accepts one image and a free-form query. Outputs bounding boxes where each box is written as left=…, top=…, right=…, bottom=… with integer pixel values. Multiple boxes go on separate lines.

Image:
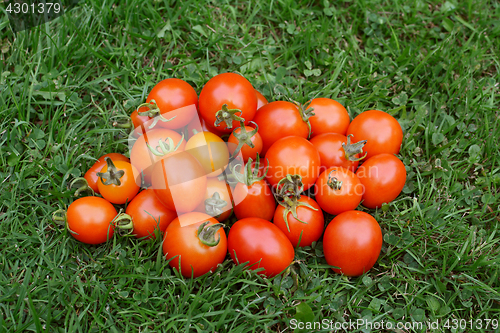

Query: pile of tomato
left=54, top=72, right=406, bottom=279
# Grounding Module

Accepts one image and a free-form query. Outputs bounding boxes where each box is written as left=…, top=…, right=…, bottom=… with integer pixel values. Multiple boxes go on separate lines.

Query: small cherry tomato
left=185, top=131, right=229, bottom=177
left=84, top=153, right=130, bottom=194
left=255, top=89, right=268, bottom=110
left=195, top=178, right=233, bottom=222
left=97, top=159, right=140, bottom=204
left=310, top=133, right=366, bottom=174
left=308, top=98, right=350, bottom=138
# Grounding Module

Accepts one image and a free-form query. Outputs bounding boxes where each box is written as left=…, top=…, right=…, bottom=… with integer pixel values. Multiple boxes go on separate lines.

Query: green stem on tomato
left=214, top=104, right=245, bottom=130
left=197, top=221, right=223, bottom=247
left=96, top=157, right=124, bottom=186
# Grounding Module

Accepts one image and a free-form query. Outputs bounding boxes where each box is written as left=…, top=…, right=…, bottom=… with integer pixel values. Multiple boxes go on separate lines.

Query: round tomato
left=66, top=196, right=117, bottom=244
left=265, top=136, right=321, bottom=191
left=347, top=110, right=403, bottom=159
left=97, top=159, right=140, bottom=204
left=163, top=212, right=227, bottom=278
left=323, top=211, right=382, bottom=276
left=195, top=178, right=233, bottom=222
left=273, top=195, right=324, bottom=248
left=227, top=122, right=263, bottom=162
left=308, top=98, right=350, bottom=138
left=255, top=89, right=268, bottom=110
left=310, top=133, right=366, bottom=174
left=228, top=217, right=294, bottom=277
left=198, top=72, right=257, bottom=133
left=253, top=101, right=310, bottom=156
left=151, top=150, right=207, bottom=213
left=185, top=131, right=229, bottom=177
left=356, top=154, right=406, bottom=209
left=130, top=128, right=186, bottom=185
left=315, top=167, right=363, bottom=216
left=126, top=189, right=177, bottom=239
left=84, top=153, right=130, bottom=194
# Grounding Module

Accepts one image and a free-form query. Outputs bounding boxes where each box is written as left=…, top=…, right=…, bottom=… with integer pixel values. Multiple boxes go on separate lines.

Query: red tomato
left=185, top=131, right=229, bottom=177
left=145, top=78, right=198, bottom=129
left=198, top=73, right=257, bottom=133
left=310, top=133, right=366, bottom=174
left=323, top=211, right=382, bottom=276
left=253, top=101, right=310, bottom=156
left=130, top=106, right=151, bottom=136
left=186, top=113, right=224, bottom=139
left=265, top=136, right=321, bottom=191
left=151, top=150, right=207, bottom=213
left=314, top=167, right=363, bottom=216
left=163, top=212, right=227, bottom=278
left=227, top=123, right=263, bottom=162
left=255, top=89, right=268, bottom=110
left=228, top=217, right=294, bottom=277
left=347, top=110, right=403, bottom=159
left=126, top=189, right=177, bottom=239
left=308, top=98, right=350, bottom=138
left=66, top=197, right=117, bottom=244
left=97, top=160, right=140, bottom=204
left=84, top=153, right=130, bottom=194
left=356, top=154, right=406, bottom=208
left=273, top=195, right=324, bottom=247
left=195, top=178, right=233, bottom=222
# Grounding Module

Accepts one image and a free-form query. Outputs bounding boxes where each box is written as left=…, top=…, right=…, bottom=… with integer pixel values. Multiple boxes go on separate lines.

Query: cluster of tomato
left=55, top=72, right=406, bottom=279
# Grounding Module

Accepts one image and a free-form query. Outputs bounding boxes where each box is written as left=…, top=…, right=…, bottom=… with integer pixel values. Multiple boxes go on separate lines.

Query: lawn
left=0, top=0, right=499, bottom=332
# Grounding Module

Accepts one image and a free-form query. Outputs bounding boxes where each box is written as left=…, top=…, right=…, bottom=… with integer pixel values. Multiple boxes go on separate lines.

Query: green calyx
left=231, top=153, right=268, bottom=186
left=96, top=157, right=125, bottom=186
left=296, top=100, right=315, bottom=139
left=113, top=213, right=134, bottom=236
left=147, top=133, right=185, bottom=157
left=197, top=221, right=224, bottom=247
left=137, top=99, right=177, bottom=129
left=342, top=134, right=367, bottom=162
left=230, top=121, right=259, bottom=158
left=69, top=177, right=95, bottom=197
left=204, top=192, right=227, bottom=218
left=214, top=104, right=245, bottom=130
left=52, top=209, right=78, bottom=235
left=327, top=170, right=343, bottom=190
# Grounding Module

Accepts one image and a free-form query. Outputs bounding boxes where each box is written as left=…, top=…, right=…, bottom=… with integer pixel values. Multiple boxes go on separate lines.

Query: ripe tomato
left=186, top=113, right=224, bottom=139
left=151, top=150, right=207, bottom=213
left=195, top=178, right=233, bottom=222
left=255, top=89, right=268, bottom=110
left=163, top=212, right=227, bottom=278
left=126, top=189, right=177, bottom=239
left=66, top=196, right=117, bottom=244
left=308, top=98, right=350, bottom=138
left=130, top=128, right=186, bottom=185
left=315, top=167, right=363, bottom=216
left=97, top=159, right=140, bottom=204
left=273, top=195, right=324, bottom=247
left=185, top=131, right=229, bottom=177
left=198, top=73, right=257, bottom=133
left=130, top=106, right=151, bottom=136
left=347, top=110, right=403, bottom=159
left=228, top=217, right=294, bottom=277
left=323, top=211, right=382, bottom=276
left=145, top=78, right=198, bottom=129
left=227, top=123, right=263, bottom=162
left=84, top=153, right=130, bottom=194
left=310, top=133, right=366, bottom=174
left=253, top=101, right=310, bottom=156
left=356, top=154, right=406, bottom=209
left=265, top=136, right=321, bottom=191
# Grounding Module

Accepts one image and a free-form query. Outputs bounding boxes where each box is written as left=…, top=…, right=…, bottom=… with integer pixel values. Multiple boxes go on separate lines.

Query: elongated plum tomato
left=130, top=129, right=186, bottom=185
left=273, top=195, right=324, bottom=248
left=228, top=217, right=294, bottom=277
left=185, top=131, right=229, bottom=177
left=66, top=196, right=117, bottom=244
left=308, top=98, right=350, bottom=138
left=315, top=167, right=363, bottom=216
left=84, top=153, right=130, bottom=194
left=195, top=177, right=234, bottom=222
left=347, top=110, right=403, bottom=159
left=151, top=150, right=207, bottom=213
left=265, top=136, right=321, bottom=191
left=145, top=78, right=198, bottom=129
left=356, top=154, right=406, bottom=209
left=97, top=160, right=140, bottom=204
left=198, top=72, right=257, bottom=133
left=163, top=212, right=227, bottom=278
left=126, top=189, right=177, bottom=239
left=255, top=89, right=268, bottom=110
left=323, top=211, right=382, bottom=276
left=253, top=101, right=309, bottom=156
left=310, top=133, right=364, bottom=174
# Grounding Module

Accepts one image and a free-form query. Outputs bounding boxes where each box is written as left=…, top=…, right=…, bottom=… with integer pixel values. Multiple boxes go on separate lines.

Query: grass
left=0, top=0, right=499, bottom=332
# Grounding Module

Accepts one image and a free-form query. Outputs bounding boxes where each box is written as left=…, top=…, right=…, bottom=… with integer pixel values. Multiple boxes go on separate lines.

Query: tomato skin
left=356, top=154, right=406, bottom=209
left=255, top=89, right=268, bottom=110
left=233, top=180, right=275, bottom=221
left=84, top=153, right=130, bottom=194
left=198, top=73, right=257, bottom=133
left=228, top=217, right=294, bottom=277
left=146, top=78, right=198, bottom=129
left=163, top=212, right=227, bottom=278
left=265, top=136, right=321, bottom=191
left=151, top=150, right=207, bottom=213
left=126, top=189, right=177, bottom=239
left=310, top=133, right=360, bottom=173
left=66, top=197, right=117, bottom=244
left=97, top=161, right=140, bottom=204
left=185, top=131, right=229, bottom=177
left=347, top=110, right=403, bottom=159
left=195, top=178, right=233, bottom=222
left=309, top=98, right=350, bottom=138
left=273, top=195, right=324, bottom=247
left=130, top=107, right=152, bottom=136
left=253, top=101, right=309, bottom=156
left=323, top=211, right=382, bottom=276
left=228, top=125, right=263, bottom=162
left=314, top=167, right=363, bottom=216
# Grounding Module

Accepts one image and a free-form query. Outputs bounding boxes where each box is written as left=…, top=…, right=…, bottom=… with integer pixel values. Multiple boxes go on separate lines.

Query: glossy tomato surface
left=310, top=133, right=361, bottom=173
left=233, top=179, right=275, bottom=221
left=84, top=153, right=130, bottom=194
left=255, top=89, right=268, bottom=110
left=97, top=161, right=140, bottom=204
left=308, top=98, right=350, bottom=138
